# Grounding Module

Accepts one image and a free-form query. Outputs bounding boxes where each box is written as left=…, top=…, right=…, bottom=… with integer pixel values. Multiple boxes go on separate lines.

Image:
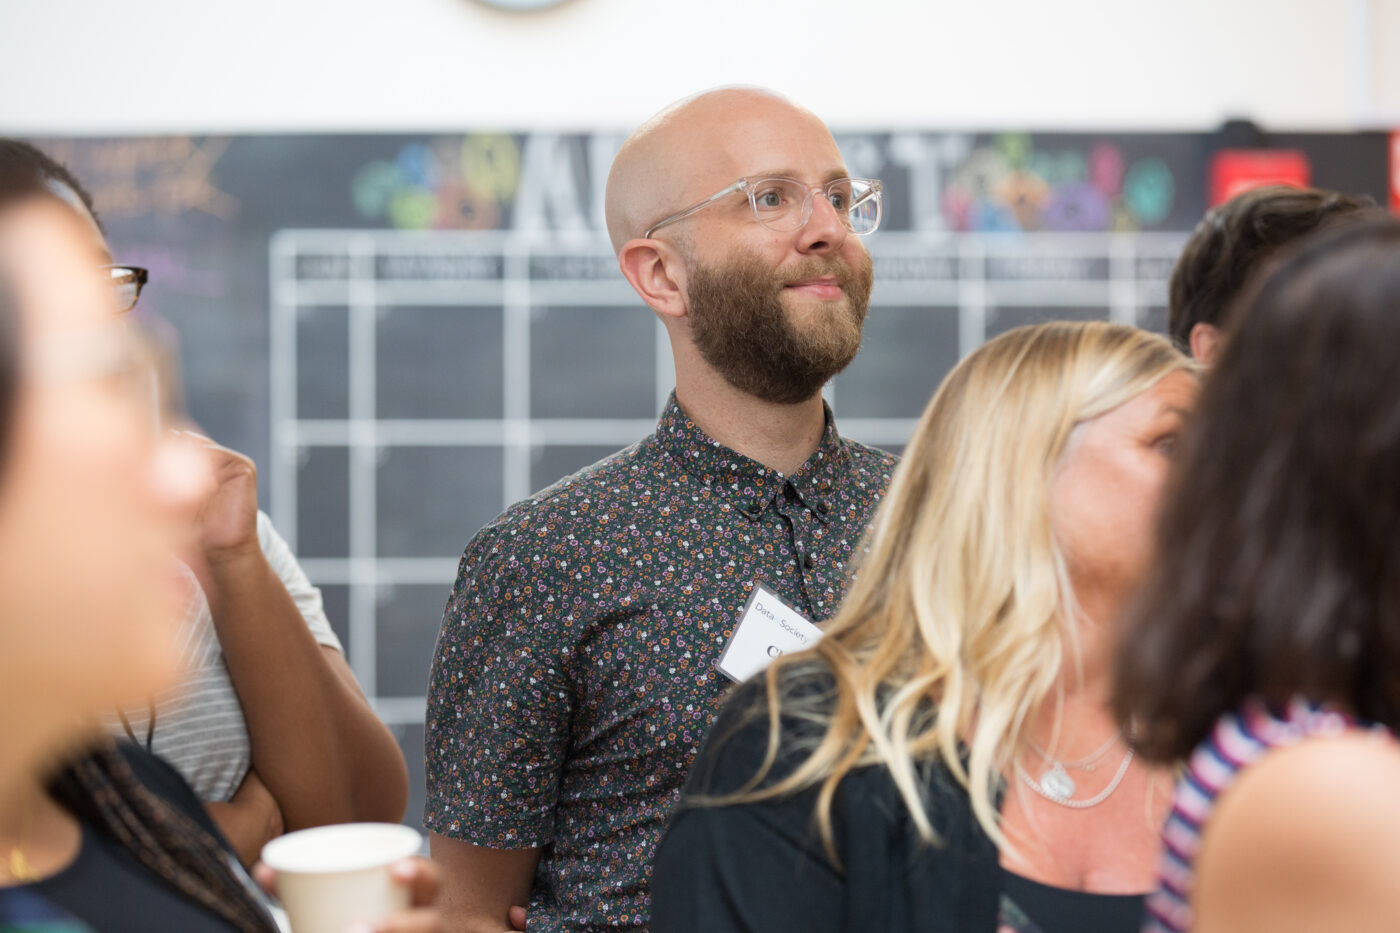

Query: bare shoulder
left=1195, top=731, right=1400, bottom=933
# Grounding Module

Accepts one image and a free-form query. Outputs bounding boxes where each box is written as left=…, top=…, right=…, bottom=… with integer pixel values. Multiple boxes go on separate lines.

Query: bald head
left=604, top=88, right=840, bottom=253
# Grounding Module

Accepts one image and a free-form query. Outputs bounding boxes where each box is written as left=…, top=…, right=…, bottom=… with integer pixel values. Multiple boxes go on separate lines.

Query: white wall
left=1, top=0, right=1396, bottom=134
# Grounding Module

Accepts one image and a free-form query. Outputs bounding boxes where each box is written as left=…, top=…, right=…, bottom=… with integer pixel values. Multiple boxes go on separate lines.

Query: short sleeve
left=256, top=511, right=342, bottom=653
left=423, top=524, right=573, bottom=849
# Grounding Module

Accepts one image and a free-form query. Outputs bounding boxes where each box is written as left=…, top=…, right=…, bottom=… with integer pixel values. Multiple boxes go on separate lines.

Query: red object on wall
left=1390, top=131, right=1400, bottom=213
left=1209, top=149, right=1312, bottom=207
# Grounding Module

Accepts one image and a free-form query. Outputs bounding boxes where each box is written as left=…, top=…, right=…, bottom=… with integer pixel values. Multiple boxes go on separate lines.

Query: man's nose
left=796, top=192, right=849, bottom=255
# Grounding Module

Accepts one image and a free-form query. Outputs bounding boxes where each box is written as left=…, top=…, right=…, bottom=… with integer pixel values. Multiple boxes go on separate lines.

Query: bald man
left=424, top=88, right=897, bottom=932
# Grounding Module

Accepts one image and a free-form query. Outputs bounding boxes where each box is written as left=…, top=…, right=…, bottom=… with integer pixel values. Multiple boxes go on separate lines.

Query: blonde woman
left=650, top=321, right=1198, bottom=933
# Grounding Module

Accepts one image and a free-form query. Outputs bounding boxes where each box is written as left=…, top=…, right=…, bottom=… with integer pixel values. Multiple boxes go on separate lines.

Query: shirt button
left=745, top=498, right=762, bottom=516
left=802, top=553, right=815, bottom=570
left=783, top=482, right=799, bottom=503
left=816, top=500, right=829, bottom=515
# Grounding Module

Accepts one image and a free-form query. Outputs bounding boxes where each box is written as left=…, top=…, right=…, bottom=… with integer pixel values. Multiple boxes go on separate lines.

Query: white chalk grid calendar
left=36, top=128, right=1389, bottom=829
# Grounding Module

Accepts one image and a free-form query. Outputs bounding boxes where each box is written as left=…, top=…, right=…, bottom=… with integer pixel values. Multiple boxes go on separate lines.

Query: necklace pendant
left=9, top=846, right=36, bottom=882
left=1039, top=763, right=1076, bottom=799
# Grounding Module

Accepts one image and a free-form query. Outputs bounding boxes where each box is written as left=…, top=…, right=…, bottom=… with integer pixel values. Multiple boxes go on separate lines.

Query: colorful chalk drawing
left=346, top=132, right=1182, bottom=234
left=1122, top=157, right=1176, bottom=226
left=26, top=138, right=237, bottom=312
left=351, top=135, right=520, bottom=229
left=942, top=134, right=1177, bottom=232
left=37, top=136, right=238, bottom=222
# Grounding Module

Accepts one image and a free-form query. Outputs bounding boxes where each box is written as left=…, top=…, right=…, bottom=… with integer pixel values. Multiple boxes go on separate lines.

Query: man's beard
left=684, top=250, right=873, bottom=405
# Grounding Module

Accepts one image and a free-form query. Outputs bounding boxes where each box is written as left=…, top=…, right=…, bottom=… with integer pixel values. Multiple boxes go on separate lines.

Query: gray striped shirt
left=111, top=512, right=342, bottom=802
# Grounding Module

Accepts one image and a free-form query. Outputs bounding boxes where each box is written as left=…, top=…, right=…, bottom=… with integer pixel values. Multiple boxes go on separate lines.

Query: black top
left=651, top=675, right=1148, bottom=933
left=14, top=743, right=255, bottom=933
left=650, top=675, right=1003, bottom=933
left=999, top=870, right=1145, bottom=933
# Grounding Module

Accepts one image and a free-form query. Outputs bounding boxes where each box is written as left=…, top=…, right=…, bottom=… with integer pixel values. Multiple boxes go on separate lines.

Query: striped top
left=1144, top=698, right=1364, bottom=933
left=107, top=511, right=343, bottom=802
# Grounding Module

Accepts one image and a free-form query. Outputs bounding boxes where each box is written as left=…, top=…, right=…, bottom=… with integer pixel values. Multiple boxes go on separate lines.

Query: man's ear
left=618, top=239, right=688, bottom=322
left=1189, top=322, right=1222, bottom=366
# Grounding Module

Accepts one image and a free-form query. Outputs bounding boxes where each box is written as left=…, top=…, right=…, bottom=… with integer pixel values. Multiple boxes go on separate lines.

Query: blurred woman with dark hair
left=0, top=170, right=442, bottom=931
left=1116, top=216, right=1400, bottom=933
left=0, top=138, right=410, bottom=869
left=0, top=170, right=275, bottom=929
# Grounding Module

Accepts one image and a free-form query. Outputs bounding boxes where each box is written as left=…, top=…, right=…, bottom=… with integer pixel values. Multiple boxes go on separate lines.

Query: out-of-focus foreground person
left=0, top=170, right=284, bottom=930
left=1118, top=218, right=1400, bottom=933
left=0, top=139, right=409, bottom=867
left=0, top=170, right=445, bottom=933
left=651, top=321, right=1198, bottom=933
left=1167, top=184, right=1371, bottom=364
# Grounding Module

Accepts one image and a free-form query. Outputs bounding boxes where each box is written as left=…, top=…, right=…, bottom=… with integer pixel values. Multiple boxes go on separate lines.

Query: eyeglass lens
left=106, top=266, right=146, bottom=313
left=749, top=179, right=881, bottom=234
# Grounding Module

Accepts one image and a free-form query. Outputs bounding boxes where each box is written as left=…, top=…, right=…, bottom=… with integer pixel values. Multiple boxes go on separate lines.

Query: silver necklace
left=1027, top=732, right=1121, bottom=773
left=1015, top=748, right=1134, bottom=809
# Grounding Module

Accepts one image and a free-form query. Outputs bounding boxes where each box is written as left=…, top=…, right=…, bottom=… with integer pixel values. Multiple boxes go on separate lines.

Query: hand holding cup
left=259, top=823, right=441, bottom=933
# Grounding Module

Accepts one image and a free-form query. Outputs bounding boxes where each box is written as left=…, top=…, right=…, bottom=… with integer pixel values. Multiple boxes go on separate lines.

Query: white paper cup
left=261, top=823, right=423, bottom=933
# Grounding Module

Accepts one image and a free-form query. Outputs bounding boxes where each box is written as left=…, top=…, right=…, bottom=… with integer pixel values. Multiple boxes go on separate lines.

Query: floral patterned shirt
left=424, top=392, right=896, bottom=931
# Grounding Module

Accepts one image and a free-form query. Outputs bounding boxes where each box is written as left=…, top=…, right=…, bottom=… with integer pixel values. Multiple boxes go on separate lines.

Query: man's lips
left=783, top=277, right=844, bottom=300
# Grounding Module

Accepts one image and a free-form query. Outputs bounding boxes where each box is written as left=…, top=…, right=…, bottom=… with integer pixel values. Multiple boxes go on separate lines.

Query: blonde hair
left=705, top=321, right=1194, bottom=853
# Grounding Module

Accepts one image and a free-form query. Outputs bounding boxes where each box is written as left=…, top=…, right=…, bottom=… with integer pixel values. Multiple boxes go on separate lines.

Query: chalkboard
left=28, top=128, right=1391, bottom=831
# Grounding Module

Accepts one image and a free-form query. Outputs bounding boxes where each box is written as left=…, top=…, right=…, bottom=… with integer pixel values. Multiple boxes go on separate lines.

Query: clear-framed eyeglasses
left=643, top=176, right=883, bottom=239
left=102, top=264, right=149, bottom=314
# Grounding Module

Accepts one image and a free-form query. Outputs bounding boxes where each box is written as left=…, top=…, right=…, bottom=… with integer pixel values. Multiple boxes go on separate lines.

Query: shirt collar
left=655, top=391, right=852, bottom=522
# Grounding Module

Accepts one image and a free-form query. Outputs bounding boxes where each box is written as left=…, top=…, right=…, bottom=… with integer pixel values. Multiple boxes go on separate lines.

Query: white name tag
left=715, top=582, right=824, bottom=683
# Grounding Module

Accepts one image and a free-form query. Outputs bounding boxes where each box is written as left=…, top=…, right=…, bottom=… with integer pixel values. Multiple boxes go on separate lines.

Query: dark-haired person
left=0, top=167, right=444, bottom=933
left=0, top=139, right=409, bottom=866
left=0, top=165, right=280, bottom=931
left=1167, top=184, right=1371, bottom=363
left=1117, top=216, right=1400, bottom=933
